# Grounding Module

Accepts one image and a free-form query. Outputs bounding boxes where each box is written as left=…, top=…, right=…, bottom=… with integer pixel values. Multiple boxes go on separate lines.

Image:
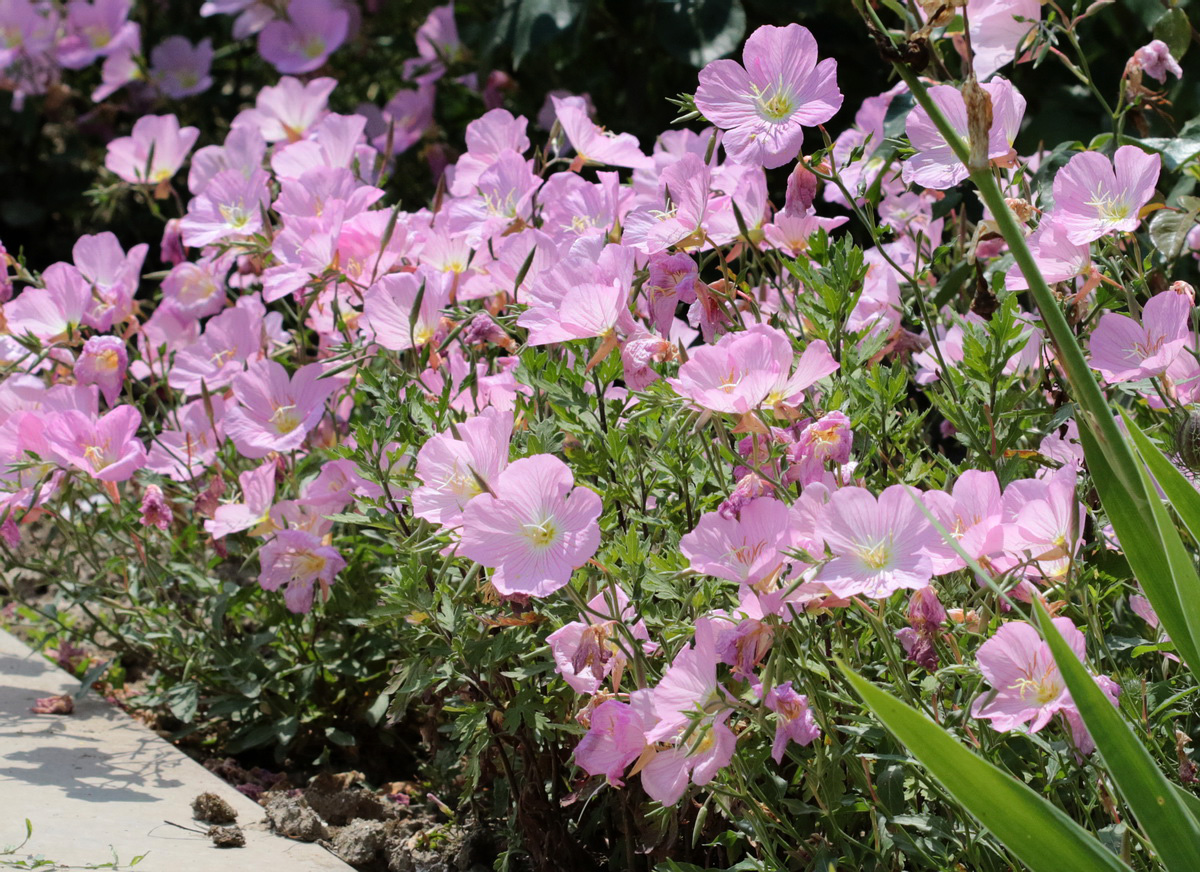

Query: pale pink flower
left=145, top=397, right=226, bottom=482
left=258, top=528, right=345, bottom=613
left=1005, top=219, right=1092, bottom=291
left=223, top=360, right=339, bottom=458
left=179, top=169, right=272, bottom=248
left=573, top=696, right=652, bottom=786
left=764, top=682, right=820, bottom=763
left=1131, top=39, right=1182, bottom=82
left=363, top=270, right=450, bottom=352
left=161, top=261, right=227, bottom=319
left=257, top=0, right=349, bottom=74
left=1001, top=467, right=1083, bottom=582
left=552, top=95, right=652, bottom=169
left=44, top=406, right=146, bottom=482
left=167, top=305, right=265, bottom=396
left=458, top=454, right=602, bottom=598
left=150, top=35, right=214, bottom=98
left=105, top=115, right=200, bottom=185
left=449, top=109, right=531, bottom=197
left=694, top=23, right=842, bottom=169
left=56, top=0, right=137, bottom=69
left=205, top=459, right=277, bottom=538
left=817, top=485, right=939, bottom=599
left=235, top=76, right=336, bottom=143
left=971, top=617, right=1118, bottom=751
left=966, top=0, right=1041, bottom=79
left=3, top=265, right=90, bottom=343
left=668, top=324, right=838, bottom=415
left=680, top=497, right=791, bottom=587
left=1051, top=145, right=1160, bottom=244
left=73, top=336, right=127, bottom=406
left=903, top=78, right=1026, bottom=190
left=786, top=411, right=852, bottom=486
left=922, top=469, right=1006, bottom=574
left=411, top=407, right=512, bottom=530
left=1088, top=289, right=1191, bottom=383
left=71, top=232, right=147, bottom=332
left=547, top=586, right=652, bottom=695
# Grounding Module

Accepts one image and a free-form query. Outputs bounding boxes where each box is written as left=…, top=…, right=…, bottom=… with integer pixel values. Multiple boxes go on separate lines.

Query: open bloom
left=257, top=0, right=349, bottom=74
left=971, top=617, right=1118, bottom=752
left=574, top=695, right=652, bottom=786
left=680, top=497, right=791, bottom=587
left=205, top=459, right=277, bottom=538
left=105, top=115, right=200, bottom=185
left=258, top=528, right=345, bottom=613
left=459, top=454, right=602, bottom=597
left=1051, top=145, right=1160, bottom=244
left=1088, top=289, right=1191, bottom=383
left=223, top=360, right=339, bottom=458
left=44, top=406, right=147, bottom=482
left=817, top=485, right=939, bottom=598
left=694, top=23, right=842, bottom=169
left=412, top=407, right=512, bottom=530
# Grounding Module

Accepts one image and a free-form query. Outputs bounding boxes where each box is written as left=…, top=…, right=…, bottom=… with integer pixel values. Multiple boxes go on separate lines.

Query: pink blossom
left=680, top=497, right=791, bottom=587
left=56, top=0, right=137, bottom=69
left=971, top=617, right=1118, bottom=751
left=223, top=360, right=340, bottom=458
left=257, top=0, right=349, bottom=74
left=145, top=397, right=225, bottom=482
left=817, top=485, right=938, bottom=599
left=449, top=109, right=530, bottom=197
left=150, top=35, right=214, bottom=98
left=105, top=115, right=200, bottom=185
left=71, top=232, right=147, bottom=331
left=764, top=682, right=820, bottom=763
left=1001, top=468, right=1083, bottom=583
left=179, top=169, right=272, bottom=248
left=1088, top=289, right=1191, bottom=383
left=44, top=406, right=146, bottom=482
left=258, top=528, right=345, bottom=613
left=73, top=336, right=127, bottom=406
left=966, top=0, right=1041, bottom=79
left=922, top=469, right=1006, bottom=574
left=162, top=261, right=227, bottom=319
left=547, top=586, right=652, bottom=694
left=573, top=696, right=651, bottom=786
left=902, top=78, right=1025, bottom=190
left=374, top=84, right=436, bottom=154
left=205, top=459, right=277, bottom=538
left=1005, top=219, right=1092, bottom=291
left=363, top=270, right=450, bottom=352
left=694, top=24, right=842, bottom=169
left=552, top=96, right=652, bottom=169
left=3, top=265, right=90, bottom=343
left=234, top=76, right=336, bottom=143
left=1051, top=145, right=1160, bottom=244
left=668, top=324, right=838, bottom=415
left=1132, top=39, right=1182, bottom=82
left=411, top=408, right=512, bottom=530
left=786, top=411, right=853, bottom=486
left=168, top=305, right=265, bottom=395
left=458, top=454, right=602, bottom=598
left=139, top=484, right=173, bottom=530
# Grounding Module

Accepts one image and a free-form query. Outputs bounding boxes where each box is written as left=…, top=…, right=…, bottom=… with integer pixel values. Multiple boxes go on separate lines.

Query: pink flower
left=73, top=336, right=128, bottom=406
left=162, top=261, right=227, bottom=319
left=4, top=265, right=90, bottom=343
left=363, top=270, right=450, bottom=352
left=764, top=682, right=820, bottom=763
left=145, top=397, right=225, bottom=482
left=257, top=0, right=349, bottom=74
left=1088, top=289, right=1191, bottom=383
left=573, top=696, right=652, bottom=786
left=1131, top=39, right=1182, bottom=82
left=902, top=78, right=1025, bottom=190
left=56, top=0, right=137, bottom=69
left=966, top=0, right=1041, bottom=79
left=258, top=528, right=345, bottom=613
left=547, top=586, right=652, bottom=695
left=668, top=324, right=838, bottom=415
left=971, top=617, right=1118, bottom=751
left=223, top=360, right=340, bottom=458
left=204, top=459, right=277, bottom=538
left=1001, top=468, right=1083, bottom=583
left=139, top=484, right=173, bottom=530
left=1051, top=145, right=1160, bottom=244
left=411, top=408, right=512, bottom=530
left=44, top=406, right=147, bottom=482
left=1004, top=219, right=1091, bottom=291
left=458, top=454, right=602, bottom=598
left=71, top=232, right=147, bottom=331
left=105, top=115, right=200, bottom=185
left=552, top=96, right=652, bottom=169
left=694, top=24, right=842, bottom=169
left=922, top=469, right=1006, bottom=574
left=179, top=169, right=272, bottom=248
left=817, top=485, right=938, bottom=599
left=235, top=76, right=336, bottom=143
left=150, top=35, right=214, bottom=98
left=680, top=497, right=791, bottom=587
left=786, top=411, right=853, bottom=486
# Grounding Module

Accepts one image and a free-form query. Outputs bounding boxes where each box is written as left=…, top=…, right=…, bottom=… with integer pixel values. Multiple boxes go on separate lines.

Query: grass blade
left=839, top=661, right=1129, bottom=872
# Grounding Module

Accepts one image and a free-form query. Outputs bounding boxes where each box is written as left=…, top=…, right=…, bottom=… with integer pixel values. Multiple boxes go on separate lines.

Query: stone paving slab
left=0, top=628, right=353, bottom=870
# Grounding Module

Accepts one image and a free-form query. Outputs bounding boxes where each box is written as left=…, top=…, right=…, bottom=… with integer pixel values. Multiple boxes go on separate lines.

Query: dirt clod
left=192, top=791, right=238, bottom=824
left=264, top=793, right=327, bottom=842
left=328, top=818, right=386, bottom=865
left=208, top=824, right=245, bottom=848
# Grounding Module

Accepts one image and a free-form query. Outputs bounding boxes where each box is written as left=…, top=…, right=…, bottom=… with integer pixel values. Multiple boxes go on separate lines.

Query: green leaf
left=1154, top=7, right=1191, bottom=60
left=1149, top=203, right=1200, bottom=261
left=1033, top=600, right=1200, bottom=870
left=839, top=661, right=1128, bottom=872
left=1077, top=419, right=1200, bottom=676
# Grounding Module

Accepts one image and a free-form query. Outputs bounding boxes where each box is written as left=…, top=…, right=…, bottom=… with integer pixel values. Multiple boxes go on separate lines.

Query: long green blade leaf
left=839, top=661, right=1128, bottom=872
left=1123, top=412, right=1200, bottom=545
left=1077, top=419, right=1200, bottom=674
left=1033, top=600, right=1200, bottom=870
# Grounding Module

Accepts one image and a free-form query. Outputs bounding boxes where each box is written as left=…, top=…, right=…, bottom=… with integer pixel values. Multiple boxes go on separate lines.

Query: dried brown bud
left=963, top=77, right=994, bottom=174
